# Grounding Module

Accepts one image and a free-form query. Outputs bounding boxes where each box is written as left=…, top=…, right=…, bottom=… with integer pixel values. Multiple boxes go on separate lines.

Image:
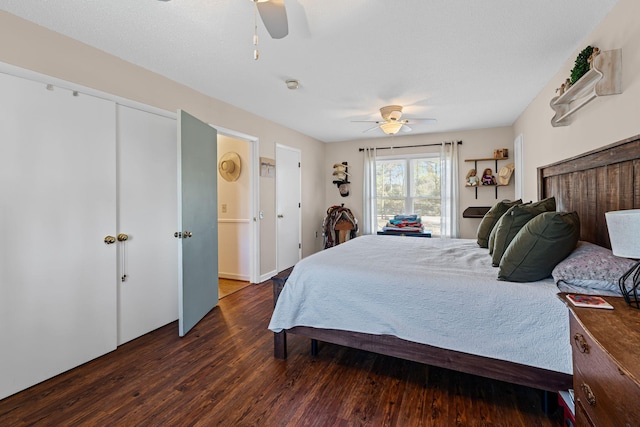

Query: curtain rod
left=358, top=140, right=462, bottom=152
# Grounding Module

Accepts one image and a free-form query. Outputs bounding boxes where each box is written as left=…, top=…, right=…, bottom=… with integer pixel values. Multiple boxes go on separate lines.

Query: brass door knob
left=117, top=233, right=129, bottom=242
left=277, top=214, right=284, bottom=218
left=184, top=231, right=193, bottom=238
left=104, top=235, right=116, bottom=244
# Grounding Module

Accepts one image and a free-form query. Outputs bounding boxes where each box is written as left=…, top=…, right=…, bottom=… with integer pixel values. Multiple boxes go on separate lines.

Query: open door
left=177, top=110, right=218, bottom=336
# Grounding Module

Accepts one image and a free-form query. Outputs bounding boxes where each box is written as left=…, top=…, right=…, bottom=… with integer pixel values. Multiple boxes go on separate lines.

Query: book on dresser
left=566, top=294, right=613, bottom=309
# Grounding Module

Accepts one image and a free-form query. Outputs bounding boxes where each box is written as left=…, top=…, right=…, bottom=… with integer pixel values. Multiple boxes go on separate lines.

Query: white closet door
left=0, top=73, right=117, bottom=400
left=116, top=105, right=178, bottom=345
left=276, top=144, right=301, bottom=272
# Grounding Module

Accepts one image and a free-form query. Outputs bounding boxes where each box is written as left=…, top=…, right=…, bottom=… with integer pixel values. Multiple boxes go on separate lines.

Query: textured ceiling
left=1, top=0, right=619, bottom=142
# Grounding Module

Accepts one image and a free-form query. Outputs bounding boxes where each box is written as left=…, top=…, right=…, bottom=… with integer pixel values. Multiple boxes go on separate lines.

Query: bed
left=269, top=134, right=640, bottom=392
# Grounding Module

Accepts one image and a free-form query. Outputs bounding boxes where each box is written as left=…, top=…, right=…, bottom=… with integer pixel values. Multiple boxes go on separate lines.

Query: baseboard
left=260, top=269, right=278, bottom=283
left=219, top=272, right=250, bottom=281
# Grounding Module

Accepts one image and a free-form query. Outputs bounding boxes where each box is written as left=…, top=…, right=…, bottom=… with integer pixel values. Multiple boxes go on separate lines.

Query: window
left=376, top=154, right=441, bottom=235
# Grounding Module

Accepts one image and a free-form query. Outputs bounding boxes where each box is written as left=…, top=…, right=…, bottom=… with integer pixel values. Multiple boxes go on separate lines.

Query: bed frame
left=273, top=134, right=640, bottom=393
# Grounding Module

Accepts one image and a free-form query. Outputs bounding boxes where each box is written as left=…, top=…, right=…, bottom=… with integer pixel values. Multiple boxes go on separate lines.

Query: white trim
left=0, top=61, right=176, bottom=120
left=218, top=272, right=251, bottom=281
left=514, top=134, right=524, bottom=200
left=260, top=270, right=278, bottom=283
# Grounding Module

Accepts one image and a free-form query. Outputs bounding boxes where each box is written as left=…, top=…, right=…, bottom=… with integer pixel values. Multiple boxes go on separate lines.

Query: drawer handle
left=573, top=333, right=590, bottom=353
left=581, top=383, right=596, bottom=406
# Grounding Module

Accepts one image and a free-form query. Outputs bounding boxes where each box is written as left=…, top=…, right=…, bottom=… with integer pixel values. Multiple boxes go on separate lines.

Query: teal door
left=177, top=110, right=218, bottom=336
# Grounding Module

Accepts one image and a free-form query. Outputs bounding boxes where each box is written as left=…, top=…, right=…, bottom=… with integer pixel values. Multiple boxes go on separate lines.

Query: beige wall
left=0, top=11, right=326, bottom=280
left=514, top=0, right=640, bottom=201
left=324, top=127, right=515, bottom=239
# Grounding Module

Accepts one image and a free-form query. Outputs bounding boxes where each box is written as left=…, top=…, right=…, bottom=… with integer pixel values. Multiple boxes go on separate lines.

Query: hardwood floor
left=0, top=281, right=562, bottom=426
left=219, top=278, right=251, bottom=299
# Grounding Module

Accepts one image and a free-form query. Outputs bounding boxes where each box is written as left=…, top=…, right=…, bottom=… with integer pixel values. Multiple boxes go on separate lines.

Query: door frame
left=213, top=124, right=260, bottom=285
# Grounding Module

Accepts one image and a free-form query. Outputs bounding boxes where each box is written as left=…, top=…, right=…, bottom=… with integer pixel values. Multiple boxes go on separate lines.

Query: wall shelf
left=550, top=49, right=622, bottom=127
left=464, top=157, right=510, bottom=199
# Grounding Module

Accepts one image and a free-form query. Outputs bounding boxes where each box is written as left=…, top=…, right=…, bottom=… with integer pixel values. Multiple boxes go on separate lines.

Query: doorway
left=215, top=128, right=259, bottom=296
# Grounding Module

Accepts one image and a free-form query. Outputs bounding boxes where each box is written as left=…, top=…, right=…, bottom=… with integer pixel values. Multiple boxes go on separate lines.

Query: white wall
left=324, top=127, right=515, bottom=239
left=514, top=0, right=640, bottom=201
left=0, top=11, right=326, bottom=279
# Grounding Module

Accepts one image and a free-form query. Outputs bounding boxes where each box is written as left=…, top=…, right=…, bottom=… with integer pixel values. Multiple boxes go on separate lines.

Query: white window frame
left=375, top=153, right=441, bottom=233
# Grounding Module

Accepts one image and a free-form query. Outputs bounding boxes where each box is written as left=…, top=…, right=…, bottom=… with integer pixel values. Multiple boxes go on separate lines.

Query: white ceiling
left=1, top=0, right=619, bottom=143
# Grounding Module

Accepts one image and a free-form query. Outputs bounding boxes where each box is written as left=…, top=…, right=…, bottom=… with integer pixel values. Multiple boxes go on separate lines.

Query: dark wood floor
left=0, top=280, right=563, bottom=426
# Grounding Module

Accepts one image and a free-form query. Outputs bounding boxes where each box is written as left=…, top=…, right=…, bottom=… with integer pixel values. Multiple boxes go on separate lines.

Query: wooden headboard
left=538, top=134, right=640, bottom=249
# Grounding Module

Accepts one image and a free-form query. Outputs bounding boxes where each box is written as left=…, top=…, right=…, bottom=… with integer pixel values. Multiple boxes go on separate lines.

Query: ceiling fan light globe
left=380, top=122, right=403, bottom=135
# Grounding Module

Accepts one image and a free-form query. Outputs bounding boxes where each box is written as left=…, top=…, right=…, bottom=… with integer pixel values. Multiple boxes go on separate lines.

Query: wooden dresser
left=563, top=295, right=640, bottom=426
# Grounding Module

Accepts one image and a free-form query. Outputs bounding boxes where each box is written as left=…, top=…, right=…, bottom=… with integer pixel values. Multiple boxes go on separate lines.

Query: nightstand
left=561, top=294, right=640, bottom=426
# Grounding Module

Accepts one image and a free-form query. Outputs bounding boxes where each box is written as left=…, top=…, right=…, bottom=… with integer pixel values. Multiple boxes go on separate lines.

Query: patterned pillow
left=552, top=241, right=636, bottom=295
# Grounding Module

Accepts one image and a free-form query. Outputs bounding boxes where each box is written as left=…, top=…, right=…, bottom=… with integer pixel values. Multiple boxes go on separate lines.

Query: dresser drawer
left=570, top=314, right=640, bottom=426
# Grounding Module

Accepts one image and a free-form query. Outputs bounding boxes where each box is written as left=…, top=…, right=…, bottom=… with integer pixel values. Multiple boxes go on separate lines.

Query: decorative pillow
left=552, top=241, right=636, bottom=295
left=476, top=199, right=522, bottom=248
left=498, top=211, right=580, bottom=282
left=488, top=224, right=497, bottom=255
left=491, top=197, right=557, bottom=266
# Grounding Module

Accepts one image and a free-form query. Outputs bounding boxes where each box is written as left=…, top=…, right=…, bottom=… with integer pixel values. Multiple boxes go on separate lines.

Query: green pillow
left=476, top=199, right=522, bottom=248
left=498, top=211, right=580, bottom=282
left=490, top=197, right=557, bottom=266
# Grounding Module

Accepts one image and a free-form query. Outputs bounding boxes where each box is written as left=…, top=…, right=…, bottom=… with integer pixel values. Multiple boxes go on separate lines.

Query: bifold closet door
left=0, top=73, right=117, bottom=400
left=116, top=105, right=178, bottom=345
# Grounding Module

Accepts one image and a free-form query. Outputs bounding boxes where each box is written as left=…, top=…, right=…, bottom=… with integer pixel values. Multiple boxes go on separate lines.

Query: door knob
left=117, top=233, right=129, bottom=242
left=277, top=214, right=284, bottom=218
left=174, top=231, right=182, bottom=238
left=104, top=235, right=116, bottom=244
left=184, top=231, right=193, bottom=238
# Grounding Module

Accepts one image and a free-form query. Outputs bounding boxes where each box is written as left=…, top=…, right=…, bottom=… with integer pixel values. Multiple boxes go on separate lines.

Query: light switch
left=221, top=203, right=227, bottom=213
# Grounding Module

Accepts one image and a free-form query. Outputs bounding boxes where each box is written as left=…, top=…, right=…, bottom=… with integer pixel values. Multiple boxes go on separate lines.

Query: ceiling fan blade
left=257, top=0, right=289, bottom=39
left=363, top=125, right=381, bottom=133
left=405, top=118, right=438, bottom=124
left=401, top=124, right=412, bottom=132
left=351, top=120, right=383, bottom=123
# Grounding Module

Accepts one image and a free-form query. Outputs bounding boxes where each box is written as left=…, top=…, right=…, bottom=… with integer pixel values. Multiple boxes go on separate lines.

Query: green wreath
left=570, top=46, right=594, bottom=85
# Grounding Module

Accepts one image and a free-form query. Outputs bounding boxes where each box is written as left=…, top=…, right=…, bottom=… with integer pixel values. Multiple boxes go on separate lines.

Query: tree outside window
left=376, top=155, right=440, bottom=235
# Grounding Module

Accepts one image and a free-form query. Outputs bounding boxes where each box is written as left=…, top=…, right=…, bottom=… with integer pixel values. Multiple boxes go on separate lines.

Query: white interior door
left=178, top=110, right=218, bottom=336
left=116, top=105, right=178, bottom=345
left=276, top=144, right=301, bottom=272
left=0, top=73, right=117, bottom=400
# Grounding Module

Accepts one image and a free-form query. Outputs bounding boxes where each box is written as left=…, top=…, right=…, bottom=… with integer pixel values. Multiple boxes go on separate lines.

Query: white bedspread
left=269, top=235, right=572, bottom=375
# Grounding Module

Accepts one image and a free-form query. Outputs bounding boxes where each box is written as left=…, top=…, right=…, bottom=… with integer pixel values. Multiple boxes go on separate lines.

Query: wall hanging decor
left=219, top=151, right=242, bottom=182
left=332, top=162, right=350, bottom=197
left=260, top=157, right=275, bottom=178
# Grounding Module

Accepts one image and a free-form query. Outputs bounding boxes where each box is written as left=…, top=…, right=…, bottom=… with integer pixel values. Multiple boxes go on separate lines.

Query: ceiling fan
left=353, top=105, right=437, bottom=135
left=250, top=0, right=288, bottom=59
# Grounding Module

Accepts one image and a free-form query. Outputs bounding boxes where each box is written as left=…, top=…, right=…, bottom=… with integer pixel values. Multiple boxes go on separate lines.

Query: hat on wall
left=497, top=163, right=515, bottom=186
left=218, top=152, right=242, bottom=182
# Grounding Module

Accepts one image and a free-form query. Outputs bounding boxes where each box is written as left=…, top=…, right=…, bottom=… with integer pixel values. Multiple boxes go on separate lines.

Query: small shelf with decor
left=550, top=48, right=621, bottom=127
left=464, top=152, right=512, bottom=199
